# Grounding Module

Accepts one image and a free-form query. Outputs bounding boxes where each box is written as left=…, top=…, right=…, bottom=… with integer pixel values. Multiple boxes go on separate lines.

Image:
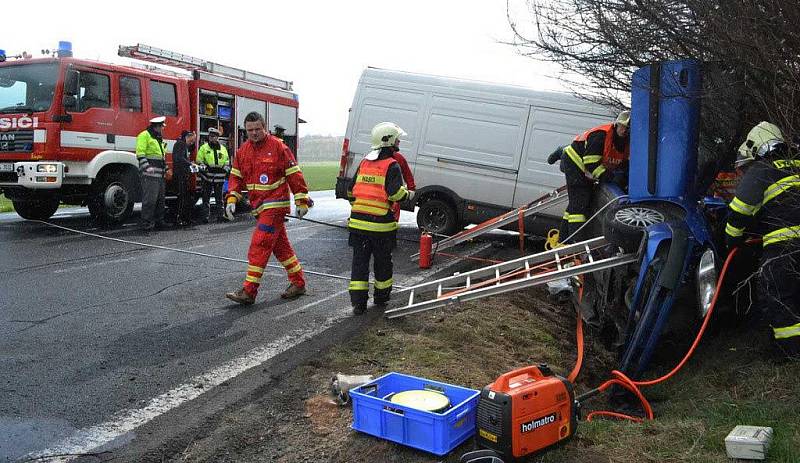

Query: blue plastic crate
left=350, top=372, right=480, bottom=456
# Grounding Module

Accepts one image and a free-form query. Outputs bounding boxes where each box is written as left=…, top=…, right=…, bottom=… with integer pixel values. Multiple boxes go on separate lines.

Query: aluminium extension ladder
left=386, top=236, right=638, bottom=319
left=412, top=185, right=569, bottom=259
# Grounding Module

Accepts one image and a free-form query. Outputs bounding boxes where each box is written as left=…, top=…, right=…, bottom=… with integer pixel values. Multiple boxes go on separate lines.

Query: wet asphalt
left=0, top=191, right=466, bottom=461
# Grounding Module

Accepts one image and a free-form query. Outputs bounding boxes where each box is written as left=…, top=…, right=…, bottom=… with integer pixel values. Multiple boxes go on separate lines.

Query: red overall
left=226, top=135, right=310, bottom=297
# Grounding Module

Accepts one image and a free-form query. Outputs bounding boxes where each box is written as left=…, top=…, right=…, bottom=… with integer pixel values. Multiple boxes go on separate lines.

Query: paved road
left=0, top=191, right=474, bottom=461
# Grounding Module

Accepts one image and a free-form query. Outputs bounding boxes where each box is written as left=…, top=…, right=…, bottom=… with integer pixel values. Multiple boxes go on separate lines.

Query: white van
left=335, top=68, right=614, bottom=236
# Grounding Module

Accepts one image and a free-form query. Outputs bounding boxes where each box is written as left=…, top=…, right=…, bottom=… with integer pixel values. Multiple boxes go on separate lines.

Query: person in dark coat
left=172, top=130, right=196, bottom=226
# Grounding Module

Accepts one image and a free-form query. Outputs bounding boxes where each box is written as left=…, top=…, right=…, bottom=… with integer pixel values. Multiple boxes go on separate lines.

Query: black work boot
left=352, top=304, right=367, bottom=315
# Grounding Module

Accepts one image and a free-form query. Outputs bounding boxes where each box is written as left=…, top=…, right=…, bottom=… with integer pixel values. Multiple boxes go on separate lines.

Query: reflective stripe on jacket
left=225, top=135, right=309, bottom=216
left=564, top=123, right=628, bottom=179
left=351, top=158, right=395, bottom=217
left=197, top=143, right=230, bottom=183
left=725, top=158, right=800, bottom=247
left=348, top=155, right=408, bottom=234
left=135, top=129, right=167, bottom=177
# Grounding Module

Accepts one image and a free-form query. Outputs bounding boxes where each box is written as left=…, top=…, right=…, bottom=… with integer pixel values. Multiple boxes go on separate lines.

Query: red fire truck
left=0, top=42, right=299, bottom=224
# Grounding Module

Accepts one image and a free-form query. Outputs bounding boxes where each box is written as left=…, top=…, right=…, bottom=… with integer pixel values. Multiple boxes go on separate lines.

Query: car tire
left=603, top=202, right=684, bottom=252
left=586, top=183, right=623, bottom=239
left=417, top=199, right=458, bottom=235
left=12, top=197, right=60, bottom=221
left=88, top=169, right=136, bottom=226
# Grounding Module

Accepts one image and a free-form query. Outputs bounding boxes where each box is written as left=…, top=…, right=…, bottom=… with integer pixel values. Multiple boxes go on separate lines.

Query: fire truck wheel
left=12, top=198, right=60, bottom=221
left=89, top=170, right=136, bottom=225
left=603, top=202, right=683, bottom=253
left=417, top=199, right=459, bottom=235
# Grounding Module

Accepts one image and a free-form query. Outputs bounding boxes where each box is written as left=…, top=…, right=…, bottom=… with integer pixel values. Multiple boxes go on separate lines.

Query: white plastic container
left=724, top=425, right=773, bottom=460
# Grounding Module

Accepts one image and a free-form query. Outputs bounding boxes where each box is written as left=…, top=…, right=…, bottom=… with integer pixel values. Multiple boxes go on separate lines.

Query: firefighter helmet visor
left=370, top=122, right=407, bottom=149
left=736, top=121, right=785, bottom=167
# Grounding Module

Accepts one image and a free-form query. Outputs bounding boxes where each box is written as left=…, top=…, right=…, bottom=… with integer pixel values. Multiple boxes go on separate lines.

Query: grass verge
left=322, top=289, right=800, bottom=462
left=300, top=161, right=338, bottom=192
left=166, top=276, right=799, bottom=462
left=0, top=194, right=12, bottom=213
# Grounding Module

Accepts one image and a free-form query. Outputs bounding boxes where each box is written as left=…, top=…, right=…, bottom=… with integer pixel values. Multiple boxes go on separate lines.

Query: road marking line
left=274, top=288, right=349, bottom=321
left=53, top=257, right=137, bottom=274
left=29, top=305, right=353, bottom=462
left=28, top=233, right=483, bottom=461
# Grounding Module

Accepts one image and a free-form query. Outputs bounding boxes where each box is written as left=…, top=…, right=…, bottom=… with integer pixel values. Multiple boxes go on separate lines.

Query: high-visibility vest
left=564, top=123, right=628, bottom=178
left=135, top=129, right=167, bottom=177
left=574, top=123, right=628, bottom=169
left=351, top=158, right=395, bottom=217
left=349, top=157, right=399, bottom=233
left=197, top=143, right=230, bottom=183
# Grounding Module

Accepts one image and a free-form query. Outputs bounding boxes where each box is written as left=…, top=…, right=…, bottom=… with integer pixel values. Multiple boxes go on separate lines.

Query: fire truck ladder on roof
left=118, top=43, right=293, bottom=91
left=386, top=236, right=638, bottom=319
left=413, top=185, right=569, bottom=259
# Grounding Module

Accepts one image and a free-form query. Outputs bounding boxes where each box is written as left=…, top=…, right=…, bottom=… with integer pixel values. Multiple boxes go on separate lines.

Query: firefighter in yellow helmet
left=346, top=122, right=414, bottom=314
left=725, top=121, right=800, bottom=359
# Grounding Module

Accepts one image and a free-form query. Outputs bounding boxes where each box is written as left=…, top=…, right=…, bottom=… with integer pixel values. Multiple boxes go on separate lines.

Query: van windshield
left=0, top=63, right=59, bottom=114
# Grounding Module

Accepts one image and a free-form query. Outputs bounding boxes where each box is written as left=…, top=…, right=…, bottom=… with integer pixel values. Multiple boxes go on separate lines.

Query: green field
left=0, top=163, right=337, bottom=214
left=0, top=194, right=12, bottom=213
left=299, top=161, right=338, bottom=192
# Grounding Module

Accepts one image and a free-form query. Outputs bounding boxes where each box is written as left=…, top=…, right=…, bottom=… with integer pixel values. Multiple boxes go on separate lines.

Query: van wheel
left=417, top=199, right=458, bottom=235
left=12, top=197, right=60, bottom=221
left=89, top=170, right=136, bottom=226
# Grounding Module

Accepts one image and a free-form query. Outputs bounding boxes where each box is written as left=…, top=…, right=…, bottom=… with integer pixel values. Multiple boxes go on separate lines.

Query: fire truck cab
left=0, top=42, right=299, bottom=224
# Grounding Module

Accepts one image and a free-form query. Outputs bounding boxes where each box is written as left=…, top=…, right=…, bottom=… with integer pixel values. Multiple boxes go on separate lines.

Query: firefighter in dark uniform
left=347, top=122, right=413, bottom=315
left=136, top=116, right=168, bottom=231
left=725, top=121, right=800, bottom=359
left=559, top=111, right=631, bottom=241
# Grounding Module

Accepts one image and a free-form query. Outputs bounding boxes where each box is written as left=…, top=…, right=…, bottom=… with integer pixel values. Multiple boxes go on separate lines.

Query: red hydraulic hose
left=567, top=280, right=585, bottom=383
left=585, top=246, right=741, bottom=422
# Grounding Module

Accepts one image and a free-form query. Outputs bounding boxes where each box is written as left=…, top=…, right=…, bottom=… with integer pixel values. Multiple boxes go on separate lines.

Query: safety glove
left=224, top=200, right=236, bottom=221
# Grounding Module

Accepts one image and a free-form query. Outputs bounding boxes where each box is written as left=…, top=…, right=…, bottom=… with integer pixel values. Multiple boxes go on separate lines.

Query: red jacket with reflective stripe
left=227, top=135, right=310, bottom=216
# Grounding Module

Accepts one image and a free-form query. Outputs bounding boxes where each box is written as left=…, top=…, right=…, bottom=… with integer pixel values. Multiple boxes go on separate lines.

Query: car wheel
left=603, top=202, right=684, bottom=252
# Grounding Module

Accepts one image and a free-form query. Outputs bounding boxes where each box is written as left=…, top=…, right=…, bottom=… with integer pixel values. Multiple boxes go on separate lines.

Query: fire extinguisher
left=419, top=232, right=432, bottom=269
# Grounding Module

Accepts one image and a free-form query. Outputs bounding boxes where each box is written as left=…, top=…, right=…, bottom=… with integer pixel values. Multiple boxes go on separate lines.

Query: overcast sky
left=3, top=0, right=571, bottom=136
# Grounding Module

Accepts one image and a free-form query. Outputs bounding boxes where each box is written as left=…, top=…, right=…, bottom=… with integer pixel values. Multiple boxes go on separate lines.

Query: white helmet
left=370, top=122, right=407, bottom=150
left=736, top=121, right=785, bottom=168
left=615, top=110, right=631, bottom=128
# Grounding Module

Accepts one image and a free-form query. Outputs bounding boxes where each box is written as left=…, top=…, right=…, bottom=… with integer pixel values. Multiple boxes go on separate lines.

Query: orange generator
left=475, top=364, right=576, bottom=458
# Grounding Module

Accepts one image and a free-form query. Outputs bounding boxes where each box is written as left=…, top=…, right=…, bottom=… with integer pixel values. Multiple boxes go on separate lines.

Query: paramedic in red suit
left=391, top=151, right=415, bottom=221
left=224, top=112, right=312, bottom=305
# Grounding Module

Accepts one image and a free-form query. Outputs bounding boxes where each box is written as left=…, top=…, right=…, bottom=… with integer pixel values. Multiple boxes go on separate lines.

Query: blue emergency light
left=57, top=41, right=73, bottom=57
left=0, top=49, right=6, bottom=62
